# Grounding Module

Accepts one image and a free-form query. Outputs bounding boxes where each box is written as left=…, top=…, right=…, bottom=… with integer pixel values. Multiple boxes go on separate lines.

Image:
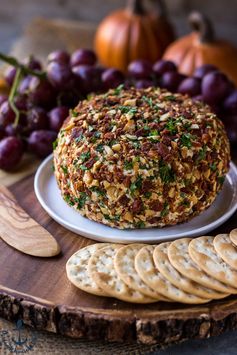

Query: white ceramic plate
left=34, top=154, right=237, bottom=244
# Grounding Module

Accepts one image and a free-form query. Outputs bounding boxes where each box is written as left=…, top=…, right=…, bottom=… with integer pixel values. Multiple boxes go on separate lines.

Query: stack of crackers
left=66, top=229, right=237, bottom=304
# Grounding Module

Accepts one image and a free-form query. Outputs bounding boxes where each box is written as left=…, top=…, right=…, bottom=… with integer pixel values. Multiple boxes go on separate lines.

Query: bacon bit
left=149, top=200, right=163, bottom=211
left=119, top=195, right=130, bottom=205
left=85, top=158, right=96, bottom=169
left=123, top=176, right=131, bottom=187
left=131, top=198, right=143, bottom=213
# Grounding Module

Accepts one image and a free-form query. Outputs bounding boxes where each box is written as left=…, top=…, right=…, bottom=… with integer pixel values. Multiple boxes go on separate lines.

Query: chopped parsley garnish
left=94, top=131, right=101, bottom=138
left=70, top=109, right=78, bottom=117
left=144, top=191, right=152, bottom=198
left=197, top=146, right=207, bottom=162
left=80, top=165, right=88, bottom=171
left=159, top=160, right=176, bottom=184
left=210, top=163, right=217, bottom=171
left=90, top=186, right=105, bottom=197
left=61, top=165, right=68, bottom=174
left=52, top=139, right=58, bottom=150
left=130, top=176, right=143, bottom=194
left=96, top=144, right=104, bottom=152
left=75, top=135, right=84, bottom=143
left=142, top=95, right=153, bottom=107
left=113, top=84, right=124, bottom=95
left=150, top=129, right=159, bottom=136
left=135, top=221, right=145, bottom=229
left=75, top=192, right=88, bottom=209
left=80, top=152, right=90, bottom=162
left=104, top=214, right=120, bottom=221
left=180, top=133, right=194, bottom=149
left=118, top=105, right=137, bottom=115
left=181, top=199, right=190, bottom=207
left=133, top=141, right=141, bottom=149
left=64, top=195, right=75, bottom=206
left=166, top=119, right=177, bottom=135
left=164, top=95, right=176, bottom=101
left=218, top=176, right=225, bottom=185
left=142, top=96, right=160, bottom=111
left=160, top=202, right=169, bottom=217
left=124, top=160, right=133, bottom=170
left=109, top=139, right=118, bottom=147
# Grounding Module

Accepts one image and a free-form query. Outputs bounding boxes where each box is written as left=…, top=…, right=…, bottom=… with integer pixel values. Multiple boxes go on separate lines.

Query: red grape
left=222, top=117, right=237, bottom=144
left=14, top=94, right=28, bottom=112
left=28, top=130, right=57, bottom=158
left=27, top=107, right=49, bottom=132
left=47, top=50, right=70, bottom=65
left=153, top=60, right=177, bottom=76
left=5, top=123, right=24, bottom=137
left=28, top=77, right=56, bottom=108
left=223, top=90, right=237, bottom=114
left=0, top=126, right=6, bottom=140
left=49, top=106, right=69, bottom=132
left=192, top=95, right=204, bottom=102
left=102, top=68, right=124, bottom=90
left=0, top=94, right=8, bottom=106
left=0, top=101, right=15, bottom=127
left=135, top=80, right=153, bottom=89
left=194, top=64, right=218, bottom=79
left=160, top=72, right=186, bottom=92
left=202, top=71, right=232, bottom=104
left=70, top=49, right=97, bottom=67
left=4, top=66, right=17, bottom=87
left=177, top=77, right=201, bottom=97
left=0, top=137, right=23, bottom=171
left=23, top=56, right=42, bottom=71
left=46, top=62, right=76, bottom=90
left=72, top=65, right=101, bottom=94
left=128, top=60, right=153, bottom=80
left=18, top=75, right=32, bottom=94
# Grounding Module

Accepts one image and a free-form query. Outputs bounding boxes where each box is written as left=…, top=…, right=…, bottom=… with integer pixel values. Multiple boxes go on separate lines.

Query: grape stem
left=0, top=52, right=46, bottom=128
left=0, top=52, right=46, bottom=78
left=8, top=68, right=22, bottom=128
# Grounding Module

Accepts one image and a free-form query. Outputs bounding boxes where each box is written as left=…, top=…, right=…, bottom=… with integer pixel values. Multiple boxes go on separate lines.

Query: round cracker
left=66, top=243, right=109, bottom=296
left=114, top=244, right=170, bottom=301
left=214, top=234, right=237, bottom=270
left=134, top=245, right=210, bottom=304
left=168, top=238, right=232, bottom=296
left=88, top=244, right=156, bottom=304
left=153, top=242, right=219, bottom=300
left=230, top=229, right=237, bottom=247
left=189, top=236, right=237, bottom=291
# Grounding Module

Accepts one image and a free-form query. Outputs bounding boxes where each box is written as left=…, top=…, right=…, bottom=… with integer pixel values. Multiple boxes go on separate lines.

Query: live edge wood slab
left=0, top=173, right=237, bottom=345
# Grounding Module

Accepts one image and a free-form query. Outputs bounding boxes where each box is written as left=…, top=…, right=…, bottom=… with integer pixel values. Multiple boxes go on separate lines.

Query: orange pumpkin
left=163, top=11, right=237, bottom=85
left=94, top=0, right=175, bottom=72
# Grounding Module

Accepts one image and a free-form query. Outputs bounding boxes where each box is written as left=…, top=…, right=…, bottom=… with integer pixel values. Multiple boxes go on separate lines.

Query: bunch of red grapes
left=0, top=48, right=236, bottom=171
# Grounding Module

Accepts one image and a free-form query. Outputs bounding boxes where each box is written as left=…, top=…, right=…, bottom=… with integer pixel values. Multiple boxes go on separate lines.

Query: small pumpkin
left=94, top=0, right=175, bottom=72
left=163, top=11, right=237, bottom=85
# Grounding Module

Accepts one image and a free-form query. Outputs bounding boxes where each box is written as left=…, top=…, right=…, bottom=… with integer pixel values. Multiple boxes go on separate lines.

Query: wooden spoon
left=0, top=185, right=60, bottom=257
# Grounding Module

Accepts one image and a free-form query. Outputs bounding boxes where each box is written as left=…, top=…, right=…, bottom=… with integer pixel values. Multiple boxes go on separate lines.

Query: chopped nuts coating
left=54, top=87, right=230, bottom=229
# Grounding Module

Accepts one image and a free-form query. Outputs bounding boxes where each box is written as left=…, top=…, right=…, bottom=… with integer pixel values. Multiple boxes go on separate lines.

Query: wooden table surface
left=0, top=17, right=237, bottom=355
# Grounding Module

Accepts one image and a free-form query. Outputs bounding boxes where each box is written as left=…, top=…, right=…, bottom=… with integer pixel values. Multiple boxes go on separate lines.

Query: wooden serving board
left=0, top=172, right=237, bottom=346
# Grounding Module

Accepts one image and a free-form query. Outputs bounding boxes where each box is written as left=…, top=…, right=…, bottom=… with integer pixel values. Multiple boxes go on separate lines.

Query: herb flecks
left=159, top=160, right=176, bottom=184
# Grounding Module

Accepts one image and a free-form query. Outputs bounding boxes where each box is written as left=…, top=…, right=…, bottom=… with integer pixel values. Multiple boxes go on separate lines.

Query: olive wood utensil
left=0, top=185, right=60, bottom=257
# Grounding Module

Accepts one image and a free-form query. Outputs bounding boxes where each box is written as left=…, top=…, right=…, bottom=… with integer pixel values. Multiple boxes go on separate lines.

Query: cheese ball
left=54, top=87, right=230, bottom=229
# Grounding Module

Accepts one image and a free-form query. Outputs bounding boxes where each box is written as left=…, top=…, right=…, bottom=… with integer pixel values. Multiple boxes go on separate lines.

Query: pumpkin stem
left=127, top=0, right=145, bottom=15
left=188, top=11, right=215, bottom=43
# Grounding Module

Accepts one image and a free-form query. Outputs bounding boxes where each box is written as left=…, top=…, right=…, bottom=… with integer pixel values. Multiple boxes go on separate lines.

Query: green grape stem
left=0, top=52, right=46, bottom=78
left=8, top=68, right=22, bottom=127
left=0, top=52, right=46, bottom=128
